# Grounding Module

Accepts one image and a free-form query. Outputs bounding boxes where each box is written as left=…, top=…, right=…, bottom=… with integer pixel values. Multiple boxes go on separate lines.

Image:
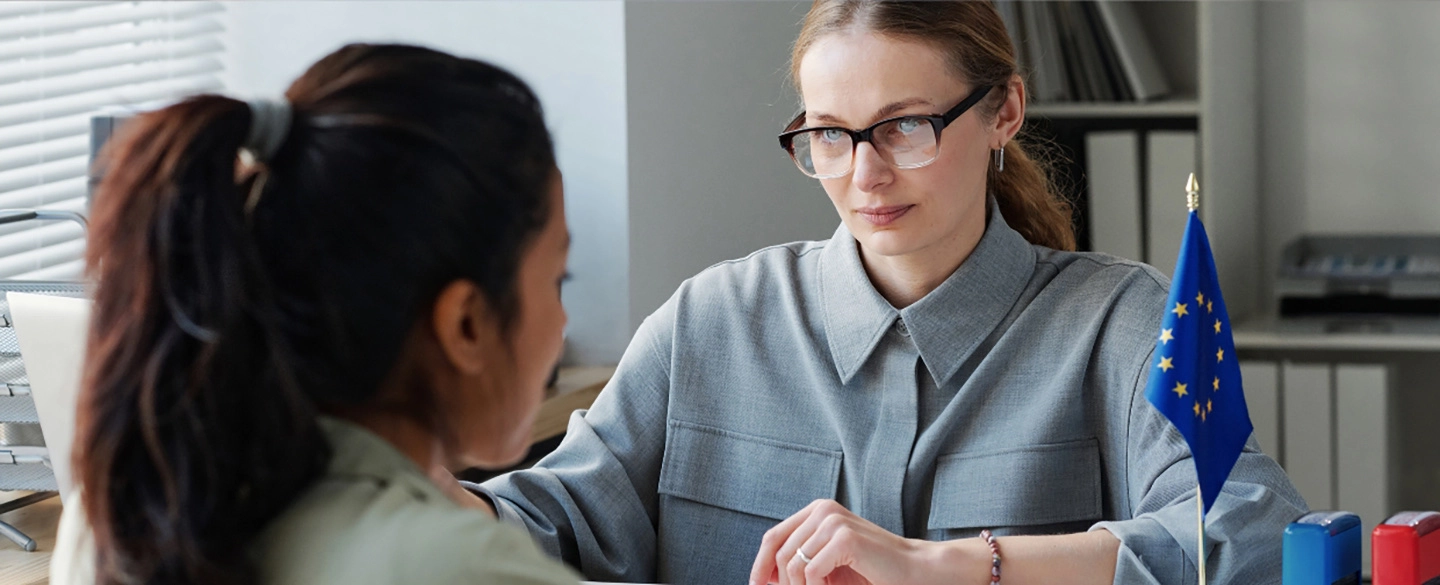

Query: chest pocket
left=928, top=438, right=1102, bottom=535
left=659, top=420, right=841, bottom=520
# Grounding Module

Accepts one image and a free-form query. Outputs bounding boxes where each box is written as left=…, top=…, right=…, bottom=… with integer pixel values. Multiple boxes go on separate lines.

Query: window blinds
left=0, top=1, right=224, bottom=280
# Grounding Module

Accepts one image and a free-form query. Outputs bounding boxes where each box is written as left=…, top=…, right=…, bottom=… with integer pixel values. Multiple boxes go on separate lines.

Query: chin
left=856, top=229, right=924, bottom=258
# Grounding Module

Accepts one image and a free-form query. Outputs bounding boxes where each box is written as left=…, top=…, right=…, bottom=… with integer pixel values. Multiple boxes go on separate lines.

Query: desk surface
left=534, top=366, right=614, bottom=443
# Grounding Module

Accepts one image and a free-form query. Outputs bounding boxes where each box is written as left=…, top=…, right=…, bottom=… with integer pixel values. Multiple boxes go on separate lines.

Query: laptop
left=8, top=292, right=90, bottom=501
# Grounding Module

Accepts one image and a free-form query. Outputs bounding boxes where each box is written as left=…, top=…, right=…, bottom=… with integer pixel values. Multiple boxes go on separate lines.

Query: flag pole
left=1197, top=493, right=1206, bottom=585
left=1187, top=172, right=1206, bottom=585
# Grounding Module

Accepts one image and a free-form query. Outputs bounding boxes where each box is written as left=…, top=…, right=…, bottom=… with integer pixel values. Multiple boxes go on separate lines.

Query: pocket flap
left=659, top=420, right=841, bottom=521
left=928, top=438, right=1102, bottom=529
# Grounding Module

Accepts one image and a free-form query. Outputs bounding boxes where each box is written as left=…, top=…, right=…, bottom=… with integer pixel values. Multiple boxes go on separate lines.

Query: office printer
left=1275, top=235, right=1440, bottom=332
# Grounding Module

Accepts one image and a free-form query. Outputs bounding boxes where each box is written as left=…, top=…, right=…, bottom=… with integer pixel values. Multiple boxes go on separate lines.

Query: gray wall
left=1260, top=1, right=1440, bottom=303
left=221, top=1, right=631, bottom=365
left=625, top=1, right=840, bottom=331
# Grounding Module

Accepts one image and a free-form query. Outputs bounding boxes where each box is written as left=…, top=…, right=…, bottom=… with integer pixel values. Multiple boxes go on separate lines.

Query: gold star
left=1216, top=348, right=1225, bottom=362
left=1158, top=357, right=1174, bottom=372
left=1202, top=408, right=1207, bottom=422
left=1196, top=291, right=1206, bottom=305
left=1194, top=401, right=1202, bottom=416
left=1213, top=377, right=1220, bottom=391
left=1172, top=382, right=1188, bottom=398
left=1207, top=300, right=1214, bottom=313
left=1159, top=329, right=1174, bottom=344
left=1214, top=319, right=1222, bottom=334
left=1172, top=303, right=1189, bottom=318
left=1207, top=399, right=1214, bottom=413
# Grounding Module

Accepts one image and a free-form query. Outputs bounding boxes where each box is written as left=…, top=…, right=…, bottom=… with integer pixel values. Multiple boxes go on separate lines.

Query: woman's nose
left=850, top=142, right=893, bottom=192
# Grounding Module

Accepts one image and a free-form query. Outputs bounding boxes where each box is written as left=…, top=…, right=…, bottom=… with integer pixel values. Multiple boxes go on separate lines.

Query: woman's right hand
left=748, top=499, right=979, bottom=585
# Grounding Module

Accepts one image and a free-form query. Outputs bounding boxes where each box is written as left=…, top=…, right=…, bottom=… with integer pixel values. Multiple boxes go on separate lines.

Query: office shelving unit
left=1022, top=1, right=1261, bottom=320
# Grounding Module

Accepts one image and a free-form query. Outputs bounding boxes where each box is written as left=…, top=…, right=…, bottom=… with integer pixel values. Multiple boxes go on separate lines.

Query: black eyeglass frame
left=777, top=84, right=998, bottom=177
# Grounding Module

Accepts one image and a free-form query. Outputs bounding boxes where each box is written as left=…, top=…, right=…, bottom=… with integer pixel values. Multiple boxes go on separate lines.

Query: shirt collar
left=819, top=199, right=1037, bottom=385
left=317, top=415, right=438, bottom=500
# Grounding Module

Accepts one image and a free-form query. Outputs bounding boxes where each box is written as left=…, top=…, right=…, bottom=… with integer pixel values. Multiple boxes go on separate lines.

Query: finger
left=750, top=499, right=826, bottom=585
left=779, top=501, right=847, bottom=585
left=797, top=516, right=856, bottom=585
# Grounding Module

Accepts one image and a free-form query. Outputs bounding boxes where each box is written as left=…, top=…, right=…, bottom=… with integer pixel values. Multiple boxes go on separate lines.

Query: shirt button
left=895, top=319, right=909, bottom=337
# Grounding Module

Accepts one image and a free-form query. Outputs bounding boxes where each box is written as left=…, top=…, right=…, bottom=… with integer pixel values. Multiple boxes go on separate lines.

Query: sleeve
left=405, top=511, right=584, bottom=585
left=1090, top=347, right=1309, bottom=585
left=470, top=301, right=676, bottom=583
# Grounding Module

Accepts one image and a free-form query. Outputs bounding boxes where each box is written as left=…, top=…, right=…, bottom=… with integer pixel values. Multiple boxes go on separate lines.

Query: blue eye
left=896, top=118, right=922, bottom=133
left=820, top=129, right=847, bottom=143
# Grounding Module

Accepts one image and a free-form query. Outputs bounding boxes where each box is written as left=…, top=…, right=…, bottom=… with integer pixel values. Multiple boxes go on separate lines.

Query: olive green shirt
left=52, top=416, right=578, bottom=585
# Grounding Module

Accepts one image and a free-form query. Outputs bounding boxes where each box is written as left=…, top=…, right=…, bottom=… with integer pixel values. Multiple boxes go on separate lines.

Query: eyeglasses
left=777, top=85, right=996, bottom=180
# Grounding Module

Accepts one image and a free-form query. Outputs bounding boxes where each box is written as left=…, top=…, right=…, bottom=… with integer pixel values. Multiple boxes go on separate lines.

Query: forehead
left=797, top=31, right=966, bottom=123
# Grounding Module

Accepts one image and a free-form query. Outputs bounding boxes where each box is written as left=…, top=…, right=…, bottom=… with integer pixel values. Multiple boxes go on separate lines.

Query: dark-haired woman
left=50, top=43, right=578, bottom=585
left=472, top=2, right=1305, bottom=584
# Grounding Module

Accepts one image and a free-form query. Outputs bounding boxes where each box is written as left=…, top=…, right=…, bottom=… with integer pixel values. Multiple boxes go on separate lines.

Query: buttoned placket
left=855, top=321, right=921, bottom=536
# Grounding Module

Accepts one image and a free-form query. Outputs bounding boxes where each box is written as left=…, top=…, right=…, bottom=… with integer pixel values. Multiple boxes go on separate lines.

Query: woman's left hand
left=748, top=499, right=965, bottom=585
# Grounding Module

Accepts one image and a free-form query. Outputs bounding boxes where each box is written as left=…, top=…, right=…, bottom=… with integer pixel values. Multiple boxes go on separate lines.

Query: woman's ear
left=430, top=280, right=493, bottom=375
left=992, top=73, right=1027, bottom=148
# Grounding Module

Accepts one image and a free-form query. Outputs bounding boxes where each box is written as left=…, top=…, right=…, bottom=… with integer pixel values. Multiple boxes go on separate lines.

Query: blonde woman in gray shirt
left=52, top=44, right=578, bottom=585
left=473, top=2, right=1306, bottom=584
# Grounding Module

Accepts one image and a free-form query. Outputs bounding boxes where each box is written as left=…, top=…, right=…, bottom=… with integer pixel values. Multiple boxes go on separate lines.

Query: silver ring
left=796, top=548, right=813, bottom=564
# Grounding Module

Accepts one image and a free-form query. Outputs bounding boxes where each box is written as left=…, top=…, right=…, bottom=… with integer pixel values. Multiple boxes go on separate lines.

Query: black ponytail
left=77, top=44, right=556, bottom=585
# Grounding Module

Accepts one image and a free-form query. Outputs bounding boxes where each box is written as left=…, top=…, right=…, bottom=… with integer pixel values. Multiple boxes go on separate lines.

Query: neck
left=331, top=408, right=440, bottom=472
left=859, top=207, right=988, bottom=309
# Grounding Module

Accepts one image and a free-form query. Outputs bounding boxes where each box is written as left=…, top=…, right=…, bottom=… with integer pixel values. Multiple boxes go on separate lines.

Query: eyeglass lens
left=789, top=117, right=939, bottom=178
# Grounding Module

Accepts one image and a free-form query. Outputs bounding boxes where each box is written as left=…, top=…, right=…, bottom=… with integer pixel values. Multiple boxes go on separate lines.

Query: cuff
left=1091, top=513, right=1202, bottom=585
left=459, top=480, right=526, bottom=526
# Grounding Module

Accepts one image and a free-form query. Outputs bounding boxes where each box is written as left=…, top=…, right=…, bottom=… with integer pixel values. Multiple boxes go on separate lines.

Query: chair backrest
left=8, top=291, right=90, bottom=500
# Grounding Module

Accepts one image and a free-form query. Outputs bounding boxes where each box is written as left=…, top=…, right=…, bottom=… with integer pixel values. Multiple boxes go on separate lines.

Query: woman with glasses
left=51, top=44, right=579, bottom=585
left=472, top=2, right=1304, bottom=584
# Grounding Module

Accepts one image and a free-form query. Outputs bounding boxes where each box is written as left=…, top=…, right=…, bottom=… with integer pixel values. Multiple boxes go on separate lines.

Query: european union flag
left=1145, top=208, right=1253, bottom=516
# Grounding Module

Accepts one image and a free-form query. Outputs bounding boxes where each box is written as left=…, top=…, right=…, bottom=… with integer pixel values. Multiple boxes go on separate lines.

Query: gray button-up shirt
left=480, top=206, right=1306, bottom=585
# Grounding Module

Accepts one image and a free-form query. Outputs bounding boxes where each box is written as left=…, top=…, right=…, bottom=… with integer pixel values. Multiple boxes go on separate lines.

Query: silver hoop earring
left=993, top=147, right=1005, bottom=172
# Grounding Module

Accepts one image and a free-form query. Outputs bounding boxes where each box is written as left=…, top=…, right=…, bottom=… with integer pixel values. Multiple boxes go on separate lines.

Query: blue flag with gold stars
left=1145, top=211, right=1253, bottom=516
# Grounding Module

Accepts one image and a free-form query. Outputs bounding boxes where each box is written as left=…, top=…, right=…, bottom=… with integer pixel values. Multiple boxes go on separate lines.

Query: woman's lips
left=856, top=204, right=914, bottom=227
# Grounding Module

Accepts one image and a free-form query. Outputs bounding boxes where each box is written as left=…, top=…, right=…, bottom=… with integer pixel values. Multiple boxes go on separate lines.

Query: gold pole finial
left=1186, top=173, right=1200, bottom=212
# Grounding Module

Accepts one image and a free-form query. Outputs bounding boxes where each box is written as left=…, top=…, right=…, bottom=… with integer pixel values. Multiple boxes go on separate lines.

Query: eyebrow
left=810, top=97, right=935, bottom=127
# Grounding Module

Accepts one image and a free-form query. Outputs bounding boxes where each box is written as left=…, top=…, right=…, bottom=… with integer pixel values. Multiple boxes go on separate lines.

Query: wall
left=221, top=1, right=630, bottom=365
left=1260, top=1, right=1440, bottom=302
left=624, top=1, right=839, bottom=330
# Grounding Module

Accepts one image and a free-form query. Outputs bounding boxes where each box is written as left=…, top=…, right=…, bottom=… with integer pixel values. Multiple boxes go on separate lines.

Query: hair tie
left=241, top=99, right=291, bottom=217
left=243, top=99, right=292, bottom=162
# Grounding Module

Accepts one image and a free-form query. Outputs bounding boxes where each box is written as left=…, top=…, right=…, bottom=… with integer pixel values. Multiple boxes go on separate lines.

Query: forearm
left=929, top=530, right=1119, bottom=585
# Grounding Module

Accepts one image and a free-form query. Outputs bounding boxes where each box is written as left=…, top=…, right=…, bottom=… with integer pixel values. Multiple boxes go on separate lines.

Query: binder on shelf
left=1335, top=364, right=1390, bottom=575
left=1093, top=0, right=1172, bottom=101
left=1282, top=362, right=1335, bottom=510
left=1062, top=1, right=1115, bottom=102
left=1080, top=2, right=1133, bottom=102
left=1144, top=131, right=1197, bottom=276
left=1020, top=1, right=1067, bottom=102
left=995, top=0, right=1026, bottom=71
left=1052, top=2, right=1091, bottom=101
left=1083, top=130, right=1142, bottom=261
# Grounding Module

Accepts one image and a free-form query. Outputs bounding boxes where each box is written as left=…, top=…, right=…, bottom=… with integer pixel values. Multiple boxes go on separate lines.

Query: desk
left=533, top=366, right=614, bottom=444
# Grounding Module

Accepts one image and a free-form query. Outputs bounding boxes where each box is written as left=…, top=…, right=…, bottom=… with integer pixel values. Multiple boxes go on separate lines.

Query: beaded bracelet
left=978, top=529, right=1001, bottom=584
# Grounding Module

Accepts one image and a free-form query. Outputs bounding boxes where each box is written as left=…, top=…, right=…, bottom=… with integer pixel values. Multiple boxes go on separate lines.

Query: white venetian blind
left=0, top=1, right=224, bottom=280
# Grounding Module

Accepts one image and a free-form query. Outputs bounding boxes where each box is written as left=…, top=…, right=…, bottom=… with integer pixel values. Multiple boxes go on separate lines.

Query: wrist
left=927, top=536, right=995, bottom=585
